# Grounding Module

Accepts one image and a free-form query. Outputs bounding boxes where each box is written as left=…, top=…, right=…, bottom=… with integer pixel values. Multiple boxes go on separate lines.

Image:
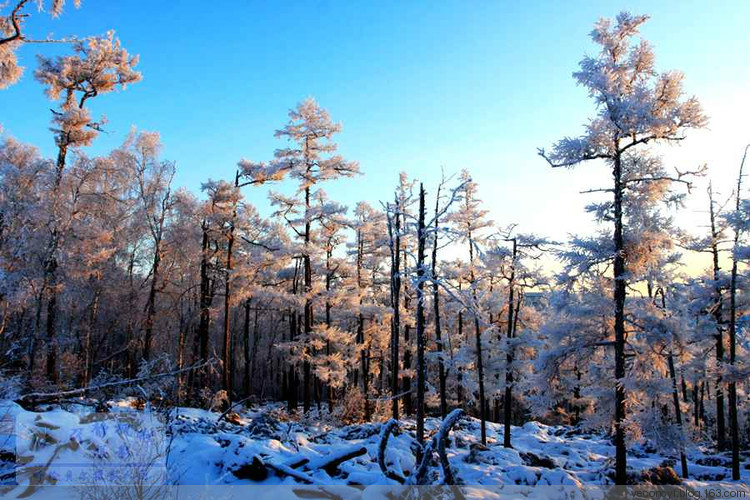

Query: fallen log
left=231, top=456, right=268, bottom=481
left=265, top=460, right=315, bottom=484
left=233, top=447, right=365, bottom=484
left=310, top=446, right=367, bottom=476
left=411, top=437, right=435, bottom=485
left=284, top=457, right=310, bottom=469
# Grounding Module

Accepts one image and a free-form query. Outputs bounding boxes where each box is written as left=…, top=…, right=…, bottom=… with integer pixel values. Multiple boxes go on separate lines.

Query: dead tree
left=387, top=193, right=402, bottom=420
left=727, top=144, right=748, bottom=481
left=707, top=182, right=727, bottom=450
left=432, top=183, right=448, bottom=419
left=415, top=183, right=427, bottom=445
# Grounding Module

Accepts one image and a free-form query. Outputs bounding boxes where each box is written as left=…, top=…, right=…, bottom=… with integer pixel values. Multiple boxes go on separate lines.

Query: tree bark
left=402, top=251, right=413, bottom=417
left=222, top=215, right=235, bottom=395
left=197, top=220, right=212, bottom=393
left=388, top=194, right=401, bottom=420
left=708, top=184, right=727, bottom=451
left=243, top=300, right=252, bottom=396
left=303, top=186, right=312, bottom=413
left=503, top=238, right=517, bottom=448
left=432, top=185, right=447, bottom=419
left=42, top=141, right=69, bottom=385
left=143, top=239, right=161, bottom=361
left=355, top=224, right=371, bottom=420
left=415, top=183, right=427, bottom=445
left=468, top=225, right=487, bottom=445
left=612, top=144, right=628, bottom=485
left=727, top=146, right=746, bottom=481
left=668, top=352, right=689, bottom=478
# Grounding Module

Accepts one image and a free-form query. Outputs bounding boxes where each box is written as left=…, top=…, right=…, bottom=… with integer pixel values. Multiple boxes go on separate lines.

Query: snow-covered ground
left=0, top=400, right=747, bottom=498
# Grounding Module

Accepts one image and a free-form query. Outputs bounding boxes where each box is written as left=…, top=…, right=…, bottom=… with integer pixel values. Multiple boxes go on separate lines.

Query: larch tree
left=269, top=98, right=359, bottom=413
left=446, top=169, right=493, bottom=445
left=685, top=182, right=730, bottom=450
left=488, top=228, right=548, bottom=448
left=207, top=158, right=290, bottom=397
left=201, top=179, right=243, bottom=395
left=313, top=190, right=349, bottom=411
left=539, top=12, right=706, bottom=484
left=33, top=31, right=140, bottom=383
left=351, top=200, right=388, bottom=420
left=384, top=175, right=415, bottom=419
left=390, top=173, right=417, bottom=417
left=430, top=179, right=448, bottom=419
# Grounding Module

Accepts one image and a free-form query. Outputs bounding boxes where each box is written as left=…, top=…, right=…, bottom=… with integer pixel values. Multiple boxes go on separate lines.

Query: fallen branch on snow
left=17, top=361, right=212, bottom=406
left=309, top=446, right=367, bottom=475
left=378, top=419, right=406, bottom=484
left=232, top=447, right=366, bottom=484
left=436, top=408, right=465, bottom=485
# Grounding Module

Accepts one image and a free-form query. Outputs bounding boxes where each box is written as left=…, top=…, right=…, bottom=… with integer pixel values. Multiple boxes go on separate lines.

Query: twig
left=217, top=395, right=253, bottom=423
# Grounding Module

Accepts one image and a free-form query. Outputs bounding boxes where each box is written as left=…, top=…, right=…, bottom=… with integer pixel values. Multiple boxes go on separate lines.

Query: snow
left=0, top=400, right=747, bottom=498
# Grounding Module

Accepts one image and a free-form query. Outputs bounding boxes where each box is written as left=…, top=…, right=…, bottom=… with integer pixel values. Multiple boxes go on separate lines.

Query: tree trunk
left=243, top=300, right=251, bottom=396
left=325, top=244, right=334, bottom=413
left=468, top=229, right=487, bottom=445
left=197, top=220, right=212, bottom=393
left=402, top=253, right=413, bottom=417
left=503, top=239, right=517, bottom=448
left=82, top=289, right=99, bottom=386
left=287, top=310, right=297, bottom=413
left=456, top=309, right=464, bottom=406
left=42, top=143, right=69, bottom=385
left=727, top=148, right=746, bottom=481
left=222, top=219, right=235, bottom=395
left=388, top=195, right=401, bottom=420
left=250, top=308, right=260, bottom=395
left=612, top=146, right=628, bottom=485
left=432, top=186, right=447, bottom=419
left=303, top=186, right=312, bottom=413
left=356, top=225, right=371, bottom=420
left=415, top=184, right=427, bottom=445
left=45, top=278, right=58, bottom=384
left=708, top=184, right=727, bottom=451
left=668, top=352, right=689, bottom=478
left=143, top=240, right=161, bottom=361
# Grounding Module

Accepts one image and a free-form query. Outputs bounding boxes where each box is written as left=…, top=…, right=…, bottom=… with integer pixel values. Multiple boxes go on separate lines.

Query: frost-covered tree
left=724, top=145, right=749, bottom=480
left=33, top=31, right=140, bottom=383
left=350, top=200, right=388, bottom=420
left=485, top=228, right=548, bottom=448
left=446, top=169, right=493, bottom=444
left=684, top=182, right=732, bottom=449
left=384, top=173, right=418, bottom=418
left=539, top=12, right=706, bottom=483
left=0, top=0, right=82, bottom=89
left=267, top=98, right=359, bottom=412
left=118, top=131, right=175, bottom=362
left=0, top=138, right=47, bottom=375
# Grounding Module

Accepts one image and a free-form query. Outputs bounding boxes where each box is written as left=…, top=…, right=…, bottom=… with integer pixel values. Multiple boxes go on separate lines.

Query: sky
left=2, top=0, right=749, bottom=272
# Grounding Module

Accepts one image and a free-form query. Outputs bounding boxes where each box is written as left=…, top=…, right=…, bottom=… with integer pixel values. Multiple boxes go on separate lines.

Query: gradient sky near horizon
left=2, top=1, right=749, bottom=272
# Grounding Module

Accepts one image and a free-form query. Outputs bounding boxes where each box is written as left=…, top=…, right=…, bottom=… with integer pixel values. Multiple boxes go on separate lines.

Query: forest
left=0, top=0, right=748, bottom=495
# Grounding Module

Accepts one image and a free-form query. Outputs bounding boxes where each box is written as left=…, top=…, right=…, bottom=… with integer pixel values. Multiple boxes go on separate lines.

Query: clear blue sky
left=2, top=0, right=749, bottom=249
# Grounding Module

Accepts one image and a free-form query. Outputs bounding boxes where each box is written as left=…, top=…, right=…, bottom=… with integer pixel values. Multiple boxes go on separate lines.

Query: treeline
left=0, top=3, right=748, bottom=484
